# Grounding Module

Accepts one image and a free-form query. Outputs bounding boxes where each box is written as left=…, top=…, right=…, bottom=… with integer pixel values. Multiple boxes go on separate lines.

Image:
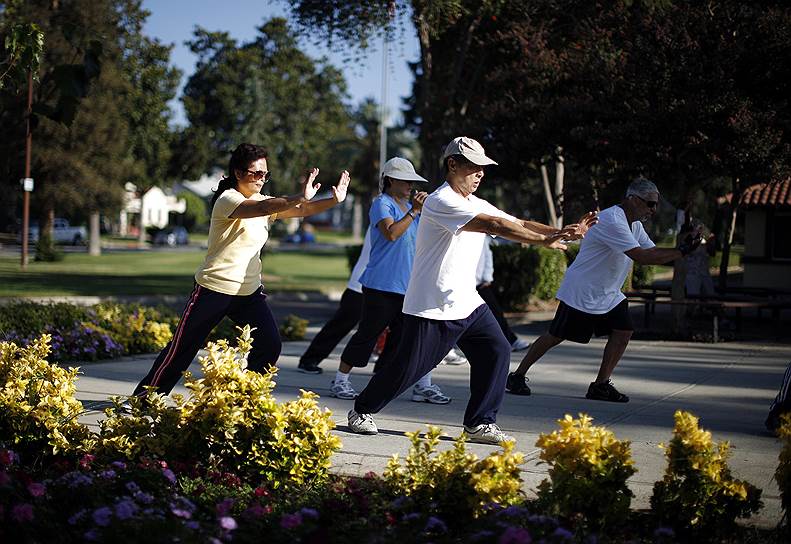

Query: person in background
left=330, top=157, right=450, bottom=405
left=132, top=143, right=349, bottom=399
left=506, top=177, right=701, bottom=402
left=297, top=227, right=398, bottom=374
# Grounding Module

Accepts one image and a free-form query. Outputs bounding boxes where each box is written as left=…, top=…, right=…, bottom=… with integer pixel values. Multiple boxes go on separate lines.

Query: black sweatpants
left=354, top=304, right=511, bottom=428
left=477, top=283, right=517, bottom=344
left=299, top=288, right=399, bottom=369
left=133, top=284, right=281, bottom=397
left=340, top=287, right=404, bottom=368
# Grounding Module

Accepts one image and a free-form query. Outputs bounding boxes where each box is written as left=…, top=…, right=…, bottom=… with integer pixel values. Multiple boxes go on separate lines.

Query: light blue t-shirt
left=359, top=193, right=419, bottom=295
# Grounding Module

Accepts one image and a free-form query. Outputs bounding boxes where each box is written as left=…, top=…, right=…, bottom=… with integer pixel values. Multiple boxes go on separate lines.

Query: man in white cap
left=506, top=177, right=701, bottom=402
left=347, top=137, right=597, bottom=444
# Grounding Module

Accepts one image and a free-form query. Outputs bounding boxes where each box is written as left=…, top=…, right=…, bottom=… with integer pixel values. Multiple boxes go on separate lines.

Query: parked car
left=152, top=226, right=189, bottom=246
left=16, top=218, right=87, bottom=245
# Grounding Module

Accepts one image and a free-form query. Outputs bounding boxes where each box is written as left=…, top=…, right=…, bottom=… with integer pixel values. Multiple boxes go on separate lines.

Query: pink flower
left=0, top=450, right=14, bottom=466
left=12, top=503, right=35, bottom=523
left=28, top=482, right=46, bottom=497
left=78, top=454, right=96, bottom=469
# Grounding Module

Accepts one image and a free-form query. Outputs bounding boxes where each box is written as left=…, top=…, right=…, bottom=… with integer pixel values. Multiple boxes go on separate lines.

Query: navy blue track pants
left=354, top=304, right=511, bottom=427
left=133, top=284, right=281, bottom=397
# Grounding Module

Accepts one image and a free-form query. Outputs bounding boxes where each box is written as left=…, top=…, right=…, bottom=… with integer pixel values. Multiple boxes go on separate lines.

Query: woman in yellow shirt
left=132, top=143, right=349, bottom=398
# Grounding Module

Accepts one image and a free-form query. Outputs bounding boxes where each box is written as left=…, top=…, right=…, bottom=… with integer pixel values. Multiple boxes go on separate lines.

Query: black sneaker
left=586, top=380, right=629, bottom=402
left=297, top=360, right=322, bottom=374
left=506, top=372, right=531, bottom=396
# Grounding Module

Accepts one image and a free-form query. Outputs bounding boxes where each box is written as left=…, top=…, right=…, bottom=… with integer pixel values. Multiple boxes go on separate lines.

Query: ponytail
left=211, top=176, right=237, bottom=207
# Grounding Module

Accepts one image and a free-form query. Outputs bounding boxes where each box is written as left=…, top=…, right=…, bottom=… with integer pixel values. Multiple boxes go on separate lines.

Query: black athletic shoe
left=506, top=372, right=531, bottom=396
left=586, top=380, right=629, bottom=403
left=297, top=361, right=323, bottom=374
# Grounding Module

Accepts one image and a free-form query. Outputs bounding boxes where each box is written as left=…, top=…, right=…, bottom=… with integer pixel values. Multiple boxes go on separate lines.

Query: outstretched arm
left=625, top=234, right=702, bottom=264
left=230, top=168, right=322, bottom=219
left=278, top=170, right=351, bottom=219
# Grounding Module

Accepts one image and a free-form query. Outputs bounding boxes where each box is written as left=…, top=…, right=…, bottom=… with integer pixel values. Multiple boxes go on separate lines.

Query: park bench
left=625, top=291, right=791, bottom=342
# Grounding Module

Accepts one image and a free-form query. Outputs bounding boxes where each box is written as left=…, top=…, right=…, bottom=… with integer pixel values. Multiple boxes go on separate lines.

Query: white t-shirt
left=346, top=227, right=372, bottom=293
left=403, top=182, right=518, bottom=320
left=556, top=205, right=655, bottom=314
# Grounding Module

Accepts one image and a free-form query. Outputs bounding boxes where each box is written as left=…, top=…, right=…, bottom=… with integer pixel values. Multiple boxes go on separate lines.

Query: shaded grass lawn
left=0, top=249, right=349, bottom=296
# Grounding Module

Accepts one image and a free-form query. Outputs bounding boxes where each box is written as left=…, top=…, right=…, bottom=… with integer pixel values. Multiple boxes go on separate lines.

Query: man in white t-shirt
left=506, top=178, right=702, bottom=402
left=346, top=136, right=597, bottom=444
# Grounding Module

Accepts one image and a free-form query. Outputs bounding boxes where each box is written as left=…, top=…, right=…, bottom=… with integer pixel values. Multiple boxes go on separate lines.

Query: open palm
left=332, top=170, right=350, bottom=203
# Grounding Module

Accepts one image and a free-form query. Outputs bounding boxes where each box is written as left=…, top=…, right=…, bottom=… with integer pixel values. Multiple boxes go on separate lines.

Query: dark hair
left=211, top=143, right=269, bottom=207
left=381, top=175, right=393, bottom=193
left=443, top=154, right=471, bottom=175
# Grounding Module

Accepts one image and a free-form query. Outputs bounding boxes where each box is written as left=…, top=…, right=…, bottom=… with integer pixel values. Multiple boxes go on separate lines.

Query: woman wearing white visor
left=330, top=157, right=450, bottom=405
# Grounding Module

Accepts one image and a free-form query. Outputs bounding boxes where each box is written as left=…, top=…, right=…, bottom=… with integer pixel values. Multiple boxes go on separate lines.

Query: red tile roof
left=740, top=179, right=791, bottom=208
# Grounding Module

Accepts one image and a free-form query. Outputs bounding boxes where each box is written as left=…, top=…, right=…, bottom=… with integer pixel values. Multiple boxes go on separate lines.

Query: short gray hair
left=626, top=177, right=659, bottom=199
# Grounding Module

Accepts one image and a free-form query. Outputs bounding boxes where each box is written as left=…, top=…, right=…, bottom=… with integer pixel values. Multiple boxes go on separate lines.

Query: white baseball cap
left=441, top=136, right=498, bottom=166
left=381, top=157, right=429, bottom=183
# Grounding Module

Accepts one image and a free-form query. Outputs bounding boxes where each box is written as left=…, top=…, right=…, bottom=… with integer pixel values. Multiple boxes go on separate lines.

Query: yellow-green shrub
left=383, top=426, right=524, bottom=519
left=0, top=335, right=93, bottom=460
left=279, top=314, right=308, bottom=341
left=93, top=303, right=175, bottom=354
left=98, top=326, right=341, bottom=489
left=535, top=413, right=635, bottom=529
left=774, top=413, right=791, bottom=518
left=650, top=410, right=762, bottom=537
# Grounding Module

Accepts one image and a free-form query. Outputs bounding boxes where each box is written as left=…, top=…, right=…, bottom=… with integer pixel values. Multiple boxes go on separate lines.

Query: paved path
left=73, top=311, right=790, bottom=529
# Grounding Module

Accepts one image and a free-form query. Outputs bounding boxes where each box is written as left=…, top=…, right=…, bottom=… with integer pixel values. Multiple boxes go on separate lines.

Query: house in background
left=741, top=179, right=791, bottom=290
left=119, top=183, right=186, bottom=236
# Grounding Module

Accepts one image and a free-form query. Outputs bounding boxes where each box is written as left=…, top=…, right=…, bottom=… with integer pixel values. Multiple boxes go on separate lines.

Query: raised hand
left=301, top=167, right=321, bottom=201
left=411, top=191, right=428, bottom=213
left=332, top=170, right=350, bottom=203
left=559, top=211, right=599, bottom=241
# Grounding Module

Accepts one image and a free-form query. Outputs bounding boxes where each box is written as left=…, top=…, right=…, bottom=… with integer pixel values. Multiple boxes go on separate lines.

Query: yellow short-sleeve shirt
left=195, top=189, right=277, bottom=295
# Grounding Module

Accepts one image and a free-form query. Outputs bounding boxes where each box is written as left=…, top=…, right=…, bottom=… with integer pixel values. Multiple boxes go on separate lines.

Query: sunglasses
left=245, top=169, right=271, bottom=182
left=635, top=195, right=658, bottom=209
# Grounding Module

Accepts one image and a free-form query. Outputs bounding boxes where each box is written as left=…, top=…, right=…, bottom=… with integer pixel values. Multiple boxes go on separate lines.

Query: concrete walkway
left=73, top=310, right=790, bottom=529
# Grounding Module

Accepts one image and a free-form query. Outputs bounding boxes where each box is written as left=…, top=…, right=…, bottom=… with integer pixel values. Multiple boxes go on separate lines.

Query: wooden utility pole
left=21, top=70, right=33, bottom=269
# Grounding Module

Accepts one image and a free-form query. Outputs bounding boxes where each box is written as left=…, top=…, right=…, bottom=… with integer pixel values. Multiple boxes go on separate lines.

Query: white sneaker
left=463, top=423, right=514, bottom=445
left=511, top=338, right=531, bottom=352
left=347, top=409, right=378, bottom=435
left=440, top=348, right=468, bottom=365
left=411, top=384, right=451, bottom=404
left=330, top=379, right=358, bottom=399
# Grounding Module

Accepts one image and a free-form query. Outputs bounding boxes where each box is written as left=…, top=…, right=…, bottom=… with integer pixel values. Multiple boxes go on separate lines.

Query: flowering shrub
left=383, top=426, right=524, bottom=520
left=0, top=301, right=175, bottom=361
left=92, top=303, right=176, bottom=355
left=651, top=410, right=762, bottom=537
left=535, top=413, right=635, bottom=530
left=278, top=314, right=308, bottom=341
left=0, top=336, right=93, bottom=460
left=776, top=413, right=791, bottom=517
left=98, top=326, right=341, bottom=489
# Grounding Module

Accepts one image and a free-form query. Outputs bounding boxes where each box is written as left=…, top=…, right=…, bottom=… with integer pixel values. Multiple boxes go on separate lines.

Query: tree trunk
left=352, top=196, right=363, bottom=242
left=89, top=211, right=101, bottom=256
left=540, top=162, right=558, bottom=226
left=554, top=151, right=565, bottom=228
left=718, top=176, right=740, bottom=291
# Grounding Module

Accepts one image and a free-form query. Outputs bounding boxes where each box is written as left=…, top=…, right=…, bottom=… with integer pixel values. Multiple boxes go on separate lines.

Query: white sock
left=334, top=370, right=350, bottom=384
left=415, top=373, right=432, bottom=389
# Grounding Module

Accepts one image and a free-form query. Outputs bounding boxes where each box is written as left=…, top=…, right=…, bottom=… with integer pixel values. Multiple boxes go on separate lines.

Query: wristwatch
left=407, top=210, right=416, bottom=220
